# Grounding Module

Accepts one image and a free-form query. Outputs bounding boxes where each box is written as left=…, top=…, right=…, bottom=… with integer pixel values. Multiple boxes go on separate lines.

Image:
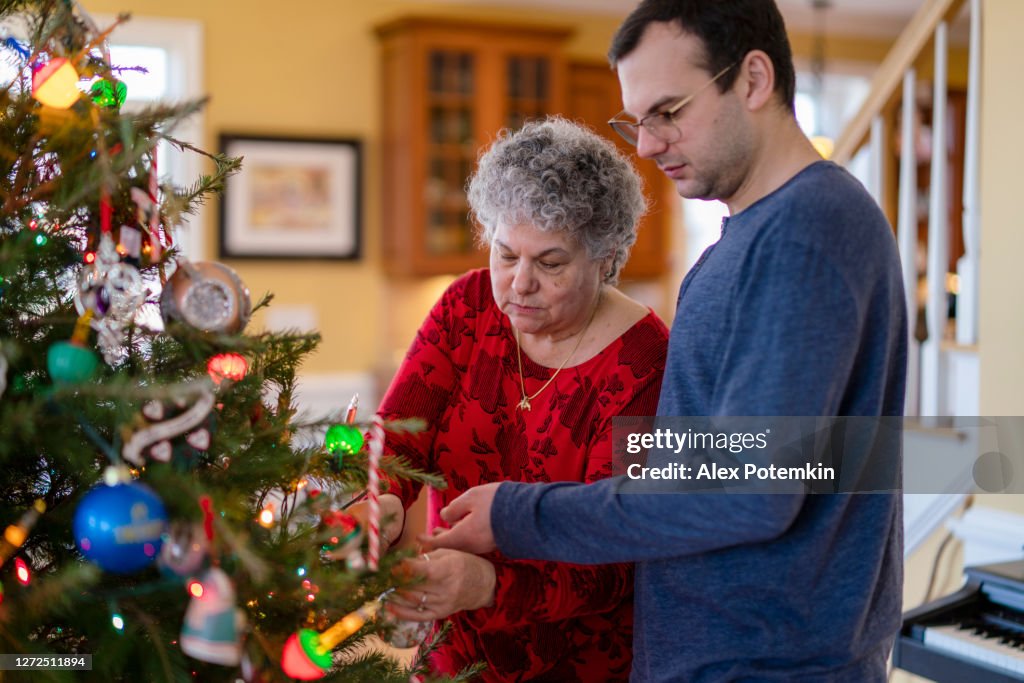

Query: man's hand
left=419, top=482, right=501, bottom=555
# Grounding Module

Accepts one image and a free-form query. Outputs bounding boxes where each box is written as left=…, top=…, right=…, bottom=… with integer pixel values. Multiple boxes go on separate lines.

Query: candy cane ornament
left=366, top=416, right=384, bottom=571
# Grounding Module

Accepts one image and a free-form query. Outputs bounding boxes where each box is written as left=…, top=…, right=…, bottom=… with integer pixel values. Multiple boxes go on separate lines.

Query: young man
left=424, top=2, right=907, bottom=681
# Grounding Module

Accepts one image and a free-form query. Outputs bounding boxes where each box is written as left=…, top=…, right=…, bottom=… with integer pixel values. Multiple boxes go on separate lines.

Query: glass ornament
left=73, top=480, right=167, bottom=573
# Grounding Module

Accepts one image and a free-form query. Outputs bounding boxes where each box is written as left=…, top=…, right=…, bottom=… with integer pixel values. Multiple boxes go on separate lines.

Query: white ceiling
left=776, top=0, right=924, bottom=37
left=424, top=0, right=934, bottom=39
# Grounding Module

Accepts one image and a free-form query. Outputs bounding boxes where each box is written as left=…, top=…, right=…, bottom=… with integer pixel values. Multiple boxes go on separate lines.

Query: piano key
left=924, top=624, right=1024, bottom=678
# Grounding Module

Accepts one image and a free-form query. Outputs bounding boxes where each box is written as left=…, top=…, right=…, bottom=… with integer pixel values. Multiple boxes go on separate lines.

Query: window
left=98, top=15, right=206, bottom=260
left=2, top=15, right=206, bottom=259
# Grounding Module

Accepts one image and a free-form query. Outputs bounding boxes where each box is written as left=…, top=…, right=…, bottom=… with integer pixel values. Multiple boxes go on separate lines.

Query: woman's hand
left=345, top=493, right=404, bottom=550
left=386, top=548, right=496, bottom=622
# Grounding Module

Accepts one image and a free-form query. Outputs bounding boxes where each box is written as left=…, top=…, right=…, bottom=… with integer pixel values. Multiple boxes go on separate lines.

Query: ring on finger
left=417, top=592, right=428, bottom=611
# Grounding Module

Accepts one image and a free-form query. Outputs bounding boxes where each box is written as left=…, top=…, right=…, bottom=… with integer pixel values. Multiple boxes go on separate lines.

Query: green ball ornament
left=90, top=79, right=127, bottom=108
left=324, top=424, right=363, bottom=457
left=47, top=341, right=99, bottom=385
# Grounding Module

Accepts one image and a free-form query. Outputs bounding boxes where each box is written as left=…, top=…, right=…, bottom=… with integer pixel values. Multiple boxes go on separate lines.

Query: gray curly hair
left=467, top=116, right=647, bottom=285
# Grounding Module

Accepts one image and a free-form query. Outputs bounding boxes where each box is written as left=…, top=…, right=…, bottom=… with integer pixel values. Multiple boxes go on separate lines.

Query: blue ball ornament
left=73, top=481, right=168, bottom=574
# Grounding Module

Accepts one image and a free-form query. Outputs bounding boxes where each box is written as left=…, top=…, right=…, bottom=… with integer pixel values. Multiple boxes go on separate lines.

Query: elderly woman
left=375, top=117, right=667, bottom=681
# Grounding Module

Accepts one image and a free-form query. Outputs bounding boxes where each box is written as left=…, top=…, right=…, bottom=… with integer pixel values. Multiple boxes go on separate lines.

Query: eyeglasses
left=608, top=62, right=738, bottom=147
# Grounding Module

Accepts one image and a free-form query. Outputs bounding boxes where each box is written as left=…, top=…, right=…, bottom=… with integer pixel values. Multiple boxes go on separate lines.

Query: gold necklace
left=514, top=294, right=601, bottom=412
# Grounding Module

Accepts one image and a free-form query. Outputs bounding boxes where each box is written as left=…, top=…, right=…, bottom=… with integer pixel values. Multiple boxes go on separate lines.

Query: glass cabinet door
left=506, top=55, right=550, bottom=130
left=425, top=50, right=476, bottom=256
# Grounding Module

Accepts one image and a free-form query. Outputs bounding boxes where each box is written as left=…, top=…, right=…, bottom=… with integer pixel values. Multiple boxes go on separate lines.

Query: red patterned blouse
left=379, top=269, right=668, bottom=682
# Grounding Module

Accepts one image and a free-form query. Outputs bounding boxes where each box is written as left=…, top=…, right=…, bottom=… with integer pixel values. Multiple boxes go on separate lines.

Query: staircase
left=831, top=0, right=990, bottom=559
left=833, top=0, right=980, bottom=419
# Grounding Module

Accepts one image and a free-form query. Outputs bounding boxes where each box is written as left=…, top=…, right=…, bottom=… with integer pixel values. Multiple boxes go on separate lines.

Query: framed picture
left=219, top=134, right=362, bottom=260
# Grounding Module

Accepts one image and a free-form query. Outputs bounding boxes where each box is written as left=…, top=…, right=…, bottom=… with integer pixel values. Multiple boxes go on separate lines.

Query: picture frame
left=218, top=134, right=362, bottom=260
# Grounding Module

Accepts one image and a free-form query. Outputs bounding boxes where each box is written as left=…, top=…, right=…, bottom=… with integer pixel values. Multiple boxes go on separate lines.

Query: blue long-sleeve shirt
left=492, top=162, right=907, bottom=682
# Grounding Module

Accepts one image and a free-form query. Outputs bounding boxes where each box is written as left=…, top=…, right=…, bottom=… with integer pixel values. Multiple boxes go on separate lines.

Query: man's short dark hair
left=609, top=0, right=796, bottom=112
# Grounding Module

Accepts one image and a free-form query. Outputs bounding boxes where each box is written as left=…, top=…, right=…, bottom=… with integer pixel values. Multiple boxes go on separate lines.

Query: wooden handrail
left=832, top=0, right=967, bottom=164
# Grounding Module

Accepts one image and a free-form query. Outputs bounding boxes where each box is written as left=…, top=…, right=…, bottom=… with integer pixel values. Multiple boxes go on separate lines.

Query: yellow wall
left=975, top=0, right=1024, bottom=619
left=980, top=0, right=1024, bottom=415
left=80, top=0, right=917, bottom=381
left=80, top=0, right=630, bottom=379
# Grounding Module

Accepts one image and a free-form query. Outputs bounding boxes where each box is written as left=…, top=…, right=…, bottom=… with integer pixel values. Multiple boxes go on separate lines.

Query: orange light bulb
left=32, top=58, right=81, bottom=109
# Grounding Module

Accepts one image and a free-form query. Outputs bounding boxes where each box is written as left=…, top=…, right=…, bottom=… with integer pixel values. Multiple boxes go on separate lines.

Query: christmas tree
left=0, top=2, right=464, bottom=681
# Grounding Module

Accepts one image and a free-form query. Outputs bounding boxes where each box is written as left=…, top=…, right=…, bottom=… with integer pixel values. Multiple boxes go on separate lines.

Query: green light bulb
left=324, top=424, right=363, bottom=456
left=90, top=79, right=127, bottom=108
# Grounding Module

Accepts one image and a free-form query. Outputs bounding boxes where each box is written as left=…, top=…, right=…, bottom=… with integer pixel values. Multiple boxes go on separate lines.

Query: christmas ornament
left=366, top=416, right=384, bottom=571
left=89, top=78, right=126, bottom=108
left=157, top=522, right=210, bottom=579
left=2, top=37, right=29, bottom=60
left=74, top=233, right=145, bottom=364
left=122, top=387, right=214, bottom=467
left=281, top=599, right=382, bottom=680
left=379, top=607, right=432, bottom=649
left=180, top=566, right=246, bottom=666
left=117, top=225, right=143, bottom=262
left=324, top=424, right=363, bottom=457
left=160, top=261, right=251, bottom=335
left=47, top=340, right=98, bottom=384
left=47, top=312, right=99, bottom=385
left=31, top=58, right=80, bottom=109
left=207, top=352, right=248, bottom=386
left=73, top=477, right=167, bottom=574
left=319, top=510, right=362, bottom=562
left=130, top=177, right=164, bottom=260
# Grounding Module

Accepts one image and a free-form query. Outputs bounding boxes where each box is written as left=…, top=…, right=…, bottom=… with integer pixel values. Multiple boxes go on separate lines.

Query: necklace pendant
left=517, top=396, right=531, bottom=411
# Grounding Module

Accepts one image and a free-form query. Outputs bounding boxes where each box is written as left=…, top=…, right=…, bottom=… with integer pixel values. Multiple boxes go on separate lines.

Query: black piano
left=895, top=560, right=1024, bottom=682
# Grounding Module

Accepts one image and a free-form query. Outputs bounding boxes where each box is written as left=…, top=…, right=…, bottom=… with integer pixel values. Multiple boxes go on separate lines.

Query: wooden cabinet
left=566, top=61, right=672, bottom=280
left=376, top=18, right=571, bottom=276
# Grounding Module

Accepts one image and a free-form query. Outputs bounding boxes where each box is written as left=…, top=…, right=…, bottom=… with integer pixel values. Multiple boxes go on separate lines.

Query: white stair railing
left=897, top=70, right=920, bottom=417
left=920, top=21, right=950, bottom=417
left=833, top=0, right=979, bottom=418
left=956, top=0, right=982, bottom=347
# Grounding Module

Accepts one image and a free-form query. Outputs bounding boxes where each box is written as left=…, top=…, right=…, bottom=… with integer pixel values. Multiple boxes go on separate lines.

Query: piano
left=895, top=560, right=1024, bottom=682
